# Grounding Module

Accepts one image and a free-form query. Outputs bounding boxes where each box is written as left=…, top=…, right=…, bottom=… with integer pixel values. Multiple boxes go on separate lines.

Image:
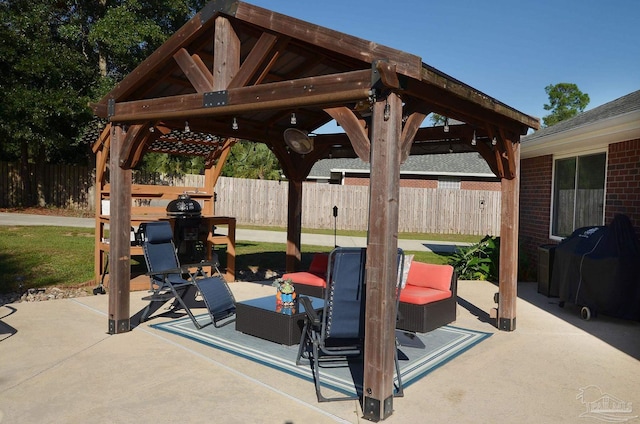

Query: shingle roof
left=309, top=152, right=495, bottom=179
left=523, top=90, right=640, bottom=142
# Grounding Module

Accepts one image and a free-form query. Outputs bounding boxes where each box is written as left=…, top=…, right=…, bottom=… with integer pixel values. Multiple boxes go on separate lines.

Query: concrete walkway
left=0, top=212, right=469, bottom=253
left=1, top=280, right=639, bottom=423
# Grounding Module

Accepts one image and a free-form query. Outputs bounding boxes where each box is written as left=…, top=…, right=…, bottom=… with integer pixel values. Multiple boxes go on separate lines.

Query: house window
left=552, top=152, right=606, bottom=238
left=438, top=177, right=460, bottom=190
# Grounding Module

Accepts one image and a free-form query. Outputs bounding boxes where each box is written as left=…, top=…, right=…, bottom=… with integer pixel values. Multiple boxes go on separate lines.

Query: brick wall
left=519, top=154, right=555, bottom=279
left=461, top=180, right=501, bottom=191
left=605, top=138, right=640, bottom=239
left=343, top=176, right=498, bottom=190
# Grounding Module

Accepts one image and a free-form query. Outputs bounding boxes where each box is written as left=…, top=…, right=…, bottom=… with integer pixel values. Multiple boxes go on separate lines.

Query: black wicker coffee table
left=235, top=295, right=323, bottom=345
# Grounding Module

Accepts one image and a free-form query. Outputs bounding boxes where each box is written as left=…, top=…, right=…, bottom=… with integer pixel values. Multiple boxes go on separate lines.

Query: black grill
left=167, top=194, right=205, bottom=263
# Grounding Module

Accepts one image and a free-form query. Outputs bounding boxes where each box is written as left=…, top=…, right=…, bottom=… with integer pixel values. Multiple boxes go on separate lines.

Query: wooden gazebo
left=90, top=1, right=539, bottom=420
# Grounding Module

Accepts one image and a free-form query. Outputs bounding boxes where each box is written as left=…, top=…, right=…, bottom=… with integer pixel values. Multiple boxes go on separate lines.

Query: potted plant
left=273, top=278, right=296, bottom=306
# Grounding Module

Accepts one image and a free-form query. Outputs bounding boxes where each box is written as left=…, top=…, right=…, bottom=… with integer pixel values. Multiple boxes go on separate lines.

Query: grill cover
left=551, top=214, right=640, bottom=320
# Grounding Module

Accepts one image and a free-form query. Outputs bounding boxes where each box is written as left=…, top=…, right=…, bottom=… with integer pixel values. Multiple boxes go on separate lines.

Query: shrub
left=448, top=235, right=499, bottom=281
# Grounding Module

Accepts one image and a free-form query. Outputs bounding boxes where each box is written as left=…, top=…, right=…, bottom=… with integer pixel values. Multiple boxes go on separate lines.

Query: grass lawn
left=0, top=225, right=455, bottom=294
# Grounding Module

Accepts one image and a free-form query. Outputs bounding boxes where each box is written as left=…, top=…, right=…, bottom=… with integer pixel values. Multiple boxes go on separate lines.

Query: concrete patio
left=1, top=277, right=638, bottom=423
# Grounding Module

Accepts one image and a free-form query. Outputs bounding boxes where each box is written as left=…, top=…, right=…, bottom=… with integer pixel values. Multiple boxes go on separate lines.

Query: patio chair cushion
left=406, top=262, right=454, bottom=292
left=399, top=285, right=451, bottom=304
left=396, top=261, right=457, bottom=332
left=282, top=271, right=326, bottom=287
left=282, top=253, right=329, bottom=288
left=308, top=252, right=329, bottom=274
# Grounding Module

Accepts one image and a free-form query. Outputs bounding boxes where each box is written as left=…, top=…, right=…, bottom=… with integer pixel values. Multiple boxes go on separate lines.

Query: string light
left=184, top=121, right=190, bottom=132
left=290, top=112, right=297, bottom=125
left=232, top=117, right=238, bottom=130
left=471, top=130, right=477, bottom=146
left=444, top=117, right=449, bottom=133
left=492, top=137, right=497, bottom=146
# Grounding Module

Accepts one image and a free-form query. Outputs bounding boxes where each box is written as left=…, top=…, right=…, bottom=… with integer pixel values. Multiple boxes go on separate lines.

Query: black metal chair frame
left=296, top=247, right=405, bottom=402
left=140, top=221, right=235, bottom=329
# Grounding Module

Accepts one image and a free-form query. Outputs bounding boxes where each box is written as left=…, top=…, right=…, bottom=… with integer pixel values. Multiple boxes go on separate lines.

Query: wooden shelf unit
left=95, top=183, right=236, bottom=290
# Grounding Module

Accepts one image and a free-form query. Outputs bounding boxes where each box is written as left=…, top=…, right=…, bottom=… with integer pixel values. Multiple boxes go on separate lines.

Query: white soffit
left=521, top=110, right=640, bottom=159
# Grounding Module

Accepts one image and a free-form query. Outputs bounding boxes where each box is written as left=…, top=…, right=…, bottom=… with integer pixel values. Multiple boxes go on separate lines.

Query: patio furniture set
left=284, top=253, right=458, bottom=333
left=139, top=221, right=457, bottom=402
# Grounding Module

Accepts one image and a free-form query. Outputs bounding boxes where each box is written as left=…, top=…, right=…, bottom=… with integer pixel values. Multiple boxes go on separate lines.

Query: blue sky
left=246, top=0, right=640, bottom=125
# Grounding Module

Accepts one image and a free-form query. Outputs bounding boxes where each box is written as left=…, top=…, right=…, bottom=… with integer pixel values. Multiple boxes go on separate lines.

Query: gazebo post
left=363, top=92, right=402, bottom=421
left=286, top=179, right=303, bottom=272
left=497, top=142, right=521, bottom=331
left=107, top=123, right=132, bottom=334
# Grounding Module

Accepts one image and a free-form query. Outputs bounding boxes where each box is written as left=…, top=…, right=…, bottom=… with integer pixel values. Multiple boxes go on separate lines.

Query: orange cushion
left=406, top=262, right=453, bottom=292
left=399, top=285, right=451, bottom=305
left=282, top=272, right=326, bottom=288
left=308, top=253, right=329, bottom=275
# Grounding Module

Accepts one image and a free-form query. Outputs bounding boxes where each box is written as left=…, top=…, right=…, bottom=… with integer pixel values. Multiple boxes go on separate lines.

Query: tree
left=222, top=141, right=283, bottom=180
left=0, top=0, right=207, bottom=165
left=0, top=0, right=207, bottom=204
left=0, top=1, right=96, bottom=165
left=542, top=83, right=590, bottom=127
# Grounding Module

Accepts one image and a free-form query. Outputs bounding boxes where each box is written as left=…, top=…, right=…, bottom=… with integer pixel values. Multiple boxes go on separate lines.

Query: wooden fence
left=214, top=177, right=501, bottom=235
left=0, top=161, right=93, bottom=210
left=0, top=162, right=501, bottom=235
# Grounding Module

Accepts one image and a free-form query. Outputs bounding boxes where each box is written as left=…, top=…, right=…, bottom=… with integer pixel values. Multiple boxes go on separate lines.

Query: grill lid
left=166, top=194, right=202, bottom=218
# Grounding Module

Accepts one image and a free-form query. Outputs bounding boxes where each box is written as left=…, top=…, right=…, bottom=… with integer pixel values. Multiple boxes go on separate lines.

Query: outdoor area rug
left=151, top=315, right=491, bottom=397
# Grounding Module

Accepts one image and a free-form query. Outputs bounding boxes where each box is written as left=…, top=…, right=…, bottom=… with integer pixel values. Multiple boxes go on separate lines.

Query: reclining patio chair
left=140, top=221, right=235, bottom=329
left=296, top=247, right=404, bottom=402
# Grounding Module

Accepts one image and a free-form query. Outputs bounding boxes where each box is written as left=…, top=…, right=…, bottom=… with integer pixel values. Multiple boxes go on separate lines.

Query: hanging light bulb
left=290, top=112, right=297, bottom=125
left=444, top=117, right=450, bottom=133
left=492, top=136, right=497, bottom=146
left=471, top=130, right=477, bottom=146
left=184, top=121, right=190, bottom=132
left=232, top=117, right=238, bottom=130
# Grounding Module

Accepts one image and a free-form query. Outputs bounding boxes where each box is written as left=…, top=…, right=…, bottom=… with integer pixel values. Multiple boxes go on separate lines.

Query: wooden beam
left=497, top=142, right=520, bottom=331
left=405, top=77, right=535, bottom=136
left=108, top=70, right=373, bottom=122
left=374, top=60, right=401, bottom=89
left=363, top=93, right=402, bottom=422
left=323, top=106, right=371, bottom=162
left=399, top=112, right=427, bottom=163
left=91, top=123, right=112, bottom=154
left=213, top=16, right=240, bottom=90
left=286, top=179, right=303, bottom=272
left=252, top=36, right=291, bottom=85
left=108, top=124, right=132, bottom=334
left=97, top=9, right=214, bottom=103
left=233, top=2, right=423, bottom=79
left=499, top=128, right=518, bottom=179
left=205, top=137, right=236, bottom=169
left=118, top=124, right=148, bottom=169
left=94, top=124, right=111, bottom=184
left=228, top=31, right=278, bottom=89
left=173, top=48, right=214, bottom=92
left=128, top=126, right=157, bottom=169
left=418, top=66, right=540, bottom=132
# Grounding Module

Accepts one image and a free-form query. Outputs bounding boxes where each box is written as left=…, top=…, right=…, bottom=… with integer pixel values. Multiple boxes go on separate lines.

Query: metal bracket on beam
left=363, top=395, right=394, bottom=422
left=203, top=90, right=228, bottom=108
left=107, top=98, right=115, bottom=118
left=499, top=317, right=516, bottom=331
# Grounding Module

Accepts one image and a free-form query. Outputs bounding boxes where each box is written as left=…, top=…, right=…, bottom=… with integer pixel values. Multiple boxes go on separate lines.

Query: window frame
left=549, top=148, right=608, bottom=241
